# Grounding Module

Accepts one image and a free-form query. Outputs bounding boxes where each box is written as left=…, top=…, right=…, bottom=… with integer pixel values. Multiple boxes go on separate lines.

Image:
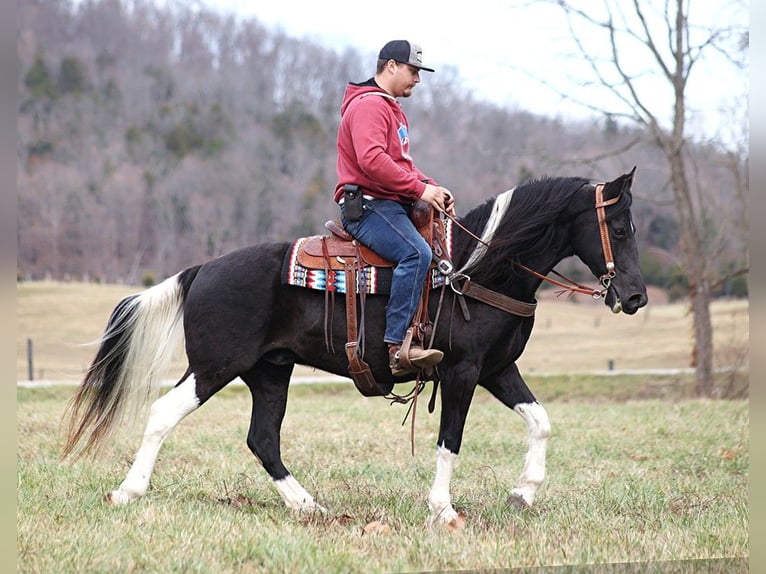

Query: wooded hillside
left=17, top=0, right=747, bottom=297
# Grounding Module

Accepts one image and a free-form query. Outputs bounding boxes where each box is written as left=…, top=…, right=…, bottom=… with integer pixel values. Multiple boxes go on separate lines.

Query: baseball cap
left=378, top=40, right=435, bottom=72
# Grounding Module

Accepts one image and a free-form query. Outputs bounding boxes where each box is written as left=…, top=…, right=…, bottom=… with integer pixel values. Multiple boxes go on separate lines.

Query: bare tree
left=547, top=0, right=748, bottom=396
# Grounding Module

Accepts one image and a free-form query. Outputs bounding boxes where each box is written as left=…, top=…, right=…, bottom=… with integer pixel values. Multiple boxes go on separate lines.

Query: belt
left=338, top=194, right=375, bottom=205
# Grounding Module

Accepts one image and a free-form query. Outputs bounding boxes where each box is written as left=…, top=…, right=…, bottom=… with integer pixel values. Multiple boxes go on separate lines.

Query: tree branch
left=710, top=268, right=748, bottom=292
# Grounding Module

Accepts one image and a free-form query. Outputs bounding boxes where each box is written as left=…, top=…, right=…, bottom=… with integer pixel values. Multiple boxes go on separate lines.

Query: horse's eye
left=613, top=226, right=627, bottom=239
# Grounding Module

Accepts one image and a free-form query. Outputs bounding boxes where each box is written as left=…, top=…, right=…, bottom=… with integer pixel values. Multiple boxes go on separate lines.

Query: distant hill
left=17, top=0, right=746, bottom=299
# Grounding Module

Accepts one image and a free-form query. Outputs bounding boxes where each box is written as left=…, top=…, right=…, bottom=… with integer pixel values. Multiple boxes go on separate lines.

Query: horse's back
left=186, top=242, right=289, bottom=307
left=182, top=242, right=291, bottom=370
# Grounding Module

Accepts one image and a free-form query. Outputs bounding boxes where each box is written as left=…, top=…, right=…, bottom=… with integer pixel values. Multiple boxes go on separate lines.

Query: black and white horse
left=63, top=169, right=647, bottom=527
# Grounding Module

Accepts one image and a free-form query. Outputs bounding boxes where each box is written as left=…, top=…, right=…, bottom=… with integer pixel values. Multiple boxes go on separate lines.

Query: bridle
left=443, top=182, right=621, bottom=300
left=593, top=182, right=619, bottom=291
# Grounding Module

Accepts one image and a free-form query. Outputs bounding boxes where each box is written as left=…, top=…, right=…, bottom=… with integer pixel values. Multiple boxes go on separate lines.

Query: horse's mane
left=456, top=176, right=630, bottom=288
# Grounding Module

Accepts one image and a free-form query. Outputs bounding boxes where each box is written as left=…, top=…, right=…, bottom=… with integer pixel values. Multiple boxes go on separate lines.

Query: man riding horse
left=334, top=39, right=455, bottom=376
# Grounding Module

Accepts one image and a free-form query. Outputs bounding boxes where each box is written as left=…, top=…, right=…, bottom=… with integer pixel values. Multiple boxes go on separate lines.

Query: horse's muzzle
left=605, top=285, right=648, bottom=315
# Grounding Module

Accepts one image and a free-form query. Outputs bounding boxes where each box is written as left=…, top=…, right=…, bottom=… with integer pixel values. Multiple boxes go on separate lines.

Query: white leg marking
left=274, top=475, right=325, bottom=513
left=511, top=402, right=551, bottom=507
left=106, top=376, right=200, bottom=505
left=428, top=443, right=459, bottom=525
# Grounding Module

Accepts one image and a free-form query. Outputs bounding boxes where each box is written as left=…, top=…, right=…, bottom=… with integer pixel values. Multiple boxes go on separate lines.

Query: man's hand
left=422, top=184, right=456, bottom=217
left=443, top=189, right=455, bottom=216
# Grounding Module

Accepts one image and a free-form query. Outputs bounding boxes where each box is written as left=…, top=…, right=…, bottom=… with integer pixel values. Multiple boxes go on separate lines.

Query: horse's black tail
left=61, top=266, right=201, bottom=459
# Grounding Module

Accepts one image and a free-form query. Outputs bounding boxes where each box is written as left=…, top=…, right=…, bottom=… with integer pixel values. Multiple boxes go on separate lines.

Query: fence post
left=27, top=338, right=34, bottom=381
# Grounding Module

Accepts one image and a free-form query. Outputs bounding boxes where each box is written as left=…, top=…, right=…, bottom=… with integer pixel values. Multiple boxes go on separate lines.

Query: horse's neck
left=516, top=233, right=574, bottom=295
left=452, top=210, right=570, bottom=301
left=452, top=179, right=585, bottom=297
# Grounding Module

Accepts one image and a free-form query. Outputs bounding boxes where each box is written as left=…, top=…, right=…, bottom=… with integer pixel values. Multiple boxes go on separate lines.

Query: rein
left=441, top=182, right=620, bottom=300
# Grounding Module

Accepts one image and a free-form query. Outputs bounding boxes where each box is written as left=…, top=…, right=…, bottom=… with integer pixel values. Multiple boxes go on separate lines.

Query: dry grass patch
left=16, top=281, right=749, bottom=381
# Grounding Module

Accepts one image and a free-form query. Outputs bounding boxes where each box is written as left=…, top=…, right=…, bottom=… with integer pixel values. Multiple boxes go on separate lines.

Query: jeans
left=341, top=198, right=433, bottom=345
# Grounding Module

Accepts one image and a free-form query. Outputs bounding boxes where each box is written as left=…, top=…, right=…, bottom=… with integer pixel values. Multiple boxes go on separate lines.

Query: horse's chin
left=605, top=288, right=623, bottom=314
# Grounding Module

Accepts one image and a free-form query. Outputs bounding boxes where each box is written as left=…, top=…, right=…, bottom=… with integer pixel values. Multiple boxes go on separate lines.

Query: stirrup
left=389, top=348, right=414, bottom=376
left=389, top=346, right=443, bottom=376
left=389, top=328, right=443, bottom=375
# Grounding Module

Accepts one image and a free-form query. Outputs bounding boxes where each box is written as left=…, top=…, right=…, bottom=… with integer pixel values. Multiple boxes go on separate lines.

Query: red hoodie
left=334, top=81, right=436, bottom=203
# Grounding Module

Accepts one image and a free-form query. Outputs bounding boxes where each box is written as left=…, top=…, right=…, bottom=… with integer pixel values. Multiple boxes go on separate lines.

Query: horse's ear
left=604, top=166, right=636, bottom=199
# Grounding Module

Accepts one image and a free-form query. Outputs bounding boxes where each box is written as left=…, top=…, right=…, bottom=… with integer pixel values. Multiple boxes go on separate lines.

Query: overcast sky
left=145, top=0, right=750, bottom=146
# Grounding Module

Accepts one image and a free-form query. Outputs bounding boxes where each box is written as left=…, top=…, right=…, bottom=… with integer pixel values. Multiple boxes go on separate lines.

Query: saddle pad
left=281, top=237, right=391, bottom=294
left=281, top=221, right=455, bottom=295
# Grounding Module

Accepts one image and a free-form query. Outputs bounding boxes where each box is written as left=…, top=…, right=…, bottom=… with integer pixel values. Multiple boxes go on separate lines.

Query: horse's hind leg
left=481, top=363, right=551, bottom=509
left=106, top=374, right=201, bottom=505
left=241, top=360, right=325, bottom=513
left=507, top=401, right=550, bottom=509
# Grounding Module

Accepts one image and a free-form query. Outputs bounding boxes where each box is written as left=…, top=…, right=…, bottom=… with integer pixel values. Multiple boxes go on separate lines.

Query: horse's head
left=571, top=167, right=648, bottom=315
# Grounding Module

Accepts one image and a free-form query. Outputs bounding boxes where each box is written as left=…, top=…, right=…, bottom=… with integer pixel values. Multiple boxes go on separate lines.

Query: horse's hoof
left=506, top=493, right=531, bottom=511
left=446, top=511, right=466, bottom=532
left=293, top=501, right=327, bottom=515
left=104, top=489, right=135, bottom=505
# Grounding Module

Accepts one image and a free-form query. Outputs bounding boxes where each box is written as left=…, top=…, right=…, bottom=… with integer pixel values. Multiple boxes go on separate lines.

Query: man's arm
left=348, top=102, right=427, bottom=200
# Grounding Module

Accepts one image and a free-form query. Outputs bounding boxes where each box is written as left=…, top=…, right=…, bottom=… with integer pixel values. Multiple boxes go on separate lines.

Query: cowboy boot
left=389, top=344, right=443, bottom=376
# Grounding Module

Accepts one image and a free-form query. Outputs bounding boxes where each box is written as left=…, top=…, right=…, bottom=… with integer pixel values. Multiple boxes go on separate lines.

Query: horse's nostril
left=629, top=293, right=648, bottom=308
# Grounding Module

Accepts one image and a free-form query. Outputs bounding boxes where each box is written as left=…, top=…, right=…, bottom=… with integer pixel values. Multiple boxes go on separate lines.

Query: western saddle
left=293, top=201, right=452, bottom=397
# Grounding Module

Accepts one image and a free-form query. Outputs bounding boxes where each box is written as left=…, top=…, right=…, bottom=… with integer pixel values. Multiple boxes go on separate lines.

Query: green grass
left=18, top=383, right=748, bottom=573
left=16, top=281, right=750, bottom=571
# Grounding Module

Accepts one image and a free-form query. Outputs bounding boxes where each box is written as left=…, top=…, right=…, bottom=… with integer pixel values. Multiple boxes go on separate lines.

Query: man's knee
left=418, top=244, right=433, bottom=264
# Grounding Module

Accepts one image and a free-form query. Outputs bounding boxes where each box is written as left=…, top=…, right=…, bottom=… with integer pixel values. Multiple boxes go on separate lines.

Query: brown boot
left=389, top=344, right=444, bottom=376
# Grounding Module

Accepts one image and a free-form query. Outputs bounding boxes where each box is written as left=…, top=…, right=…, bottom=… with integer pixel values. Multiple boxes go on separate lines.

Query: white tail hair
left=62, top=273, right=188, bottom=458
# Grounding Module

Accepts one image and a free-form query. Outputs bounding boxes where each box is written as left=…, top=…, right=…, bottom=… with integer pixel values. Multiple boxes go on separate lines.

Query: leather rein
left=443, top=183, right=619, bottom=304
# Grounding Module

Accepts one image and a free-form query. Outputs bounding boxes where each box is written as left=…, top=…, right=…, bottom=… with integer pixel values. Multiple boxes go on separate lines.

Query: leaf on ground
left=446, top=512, right=466, bottom=533
left=330, top=513, right=354, bottom=526
left=719, top=448, right=737, bottom=460
left=219, top=494, right=254, bottom=509
left=361, top=520, right=390, bottom=536
left=669, top=495, right=717, bottom=514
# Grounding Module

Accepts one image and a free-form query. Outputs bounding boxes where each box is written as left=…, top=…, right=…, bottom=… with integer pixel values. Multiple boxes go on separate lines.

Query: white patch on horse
left=105, top=376, right=200, bottom=505
left=274, top=475, right=325, bottom=513
left=458, top=187, right=516, bottom=274
left=511, top=402, right=551, bottom=507
left=428, top=443, right=459, bottom=525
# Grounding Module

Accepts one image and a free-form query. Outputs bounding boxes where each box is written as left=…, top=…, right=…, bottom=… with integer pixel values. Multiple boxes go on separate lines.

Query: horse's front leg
left=428, top=373, right=477, bottom=527
left=481, top=362, right=551, bottom=508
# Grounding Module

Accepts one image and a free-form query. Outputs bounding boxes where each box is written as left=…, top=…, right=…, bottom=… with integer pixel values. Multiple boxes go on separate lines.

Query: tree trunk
left=690, top=284, right=714, bottom=396
left=666, top=144, right=715, bottom=396
left=666, top=1, right=715, bottom=397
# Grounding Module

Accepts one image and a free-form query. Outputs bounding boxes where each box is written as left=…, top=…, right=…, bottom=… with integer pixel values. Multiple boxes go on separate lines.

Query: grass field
left=18, top=383, right=748, bottom=572
left=16, top=282, right=750, bottom=572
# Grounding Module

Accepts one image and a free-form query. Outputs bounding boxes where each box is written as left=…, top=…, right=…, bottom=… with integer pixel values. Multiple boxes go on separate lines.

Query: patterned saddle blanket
left=281, top=221, right=455, bottom=295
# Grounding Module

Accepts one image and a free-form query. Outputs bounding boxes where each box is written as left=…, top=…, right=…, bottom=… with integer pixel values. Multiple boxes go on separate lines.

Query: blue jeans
left=341, top=198, right=433, bottom=345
